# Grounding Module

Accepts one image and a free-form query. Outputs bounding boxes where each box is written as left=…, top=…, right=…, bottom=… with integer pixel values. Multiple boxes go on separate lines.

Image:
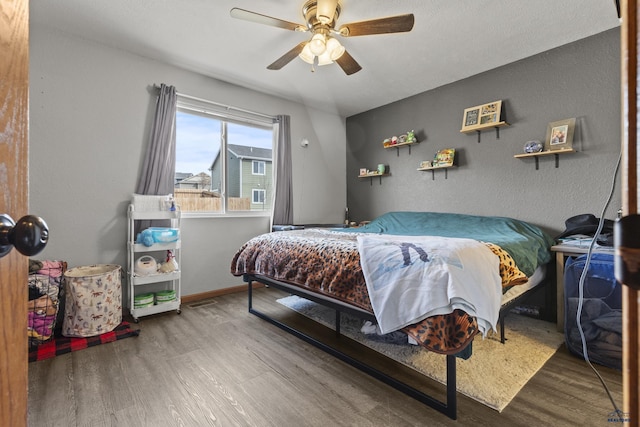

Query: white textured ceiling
left=30, top=0, right=620, bottom=117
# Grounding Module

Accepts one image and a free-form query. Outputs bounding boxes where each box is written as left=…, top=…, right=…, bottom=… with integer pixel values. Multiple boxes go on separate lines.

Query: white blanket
left=357, top=234, right=502, bottom=336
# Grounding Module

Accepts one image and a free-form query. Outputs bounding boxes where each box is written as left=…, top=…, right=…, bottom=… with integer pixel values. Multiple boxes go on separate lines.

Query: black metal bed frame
left=244, top=270, right=550, bottom=420
left=245, top=273, right=458, bottom=420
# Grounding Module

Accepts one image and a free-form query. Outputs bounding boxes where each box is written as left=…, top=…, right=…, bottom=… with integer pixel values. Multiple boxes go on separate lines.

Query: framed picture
left=359, top=168, right=367, bottom=176
left=460, top=100, right=503, bottom=132
left=545, top=118, right=576, bottom=151
left=463, top=108, right=479, bottom=127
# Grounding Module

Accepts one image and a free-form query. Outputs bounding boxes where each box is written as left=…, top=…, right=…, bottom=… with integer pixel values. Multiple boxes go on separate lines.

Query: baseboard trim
left=181, top=282, right=264, bottom=304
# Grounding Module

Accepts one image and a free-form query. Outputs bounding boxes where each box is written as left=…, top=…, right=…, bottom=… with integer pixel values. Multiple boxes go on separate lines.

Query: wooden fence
left=174, top=189, right=250, bottom=211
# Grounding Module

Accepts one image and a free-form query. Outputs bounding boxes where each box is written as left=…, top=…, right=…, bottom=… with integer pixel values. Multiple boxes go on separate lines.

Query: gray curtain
left=136, top=84, right=177, bottom=196
left=272, top=115, right=293, bottom=225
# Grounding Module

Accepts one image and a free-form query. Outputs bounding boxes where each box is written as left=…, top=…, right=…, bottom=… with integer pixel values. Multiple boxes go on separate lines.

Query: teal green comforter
left=346, top=211, right=555, bottom=277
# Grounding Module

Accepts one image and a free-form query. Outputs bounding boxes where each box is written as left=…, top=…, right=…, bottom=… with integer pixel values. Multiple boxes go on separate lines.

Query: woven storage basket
left=62, top=264, right=122, bottom=337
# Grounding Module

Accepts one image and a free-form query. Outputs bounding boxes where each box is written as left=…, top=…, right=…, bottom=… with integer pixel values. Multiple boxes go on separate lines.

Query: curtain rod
left=153, top=84, right=275, bottom=121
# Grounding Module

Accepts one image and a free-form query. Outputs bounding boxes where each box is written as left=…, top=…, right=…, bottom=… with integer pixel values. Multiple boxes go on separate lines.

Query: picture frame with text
left=461, top=100, right=504, bottom=132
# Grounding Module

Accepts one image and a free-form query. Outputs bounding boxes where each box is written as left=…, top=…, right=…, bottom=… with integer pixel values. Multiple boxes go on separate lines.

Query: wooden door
left=0, top=0, right=30, bottom=426
left=621, top=0, right=640, bottom=423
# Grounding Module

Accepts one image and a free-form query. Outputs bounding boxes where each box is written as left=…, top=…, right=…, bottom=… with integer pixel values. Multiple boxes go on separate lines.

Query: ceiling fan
left=230, top=0, right=415, bottom=75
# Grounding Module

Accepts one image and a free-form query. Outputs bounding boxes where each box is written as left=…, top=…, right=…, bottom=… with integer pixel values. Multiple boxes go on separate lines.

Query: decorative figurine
left=524, top=140, right=543, bottom=153
left=406, top=130, right=417, bottom=143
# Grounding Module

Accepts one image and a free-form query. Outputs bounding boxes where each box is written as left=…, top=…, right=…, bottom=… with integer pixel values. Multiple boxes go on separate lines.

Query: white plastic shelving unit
left=127, top=203, right=181, bottom=322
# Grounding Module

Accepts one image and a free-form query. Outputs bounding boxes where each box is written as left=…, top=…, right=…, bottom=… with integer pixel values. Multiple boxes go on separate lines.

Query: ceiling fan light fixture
left=231, top=1, right=410, bottom=75
left=309, top=33, right=326, bottom=56
left=317, top=50, right=333, bottom=66
left=326, top=37, right=345, bottom=60
left=299, top=43, right=315, bottom=64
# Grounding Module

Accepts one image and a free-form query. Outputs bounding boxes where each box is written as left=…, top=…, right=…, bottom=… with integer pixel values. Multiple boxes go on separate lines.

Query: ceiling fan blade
left=230, top=8, right=306, bottom=32
left=338, top=14, right=415, bottom=37
left=267, top=42, right=307, bottom=70
left=335, top=50, right=362, bottom=75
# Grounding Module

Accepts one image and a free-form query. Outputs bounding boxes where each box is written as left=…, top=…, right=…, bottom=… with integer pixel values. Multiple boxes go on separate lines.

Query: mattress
left=231, top=215, right=553, bottom=354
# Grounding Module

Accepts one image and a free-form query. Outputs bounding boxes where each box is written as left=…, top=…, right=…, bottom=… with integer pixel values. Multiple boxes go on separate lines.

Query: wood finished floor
left=28, top=287, right=623, bottom=427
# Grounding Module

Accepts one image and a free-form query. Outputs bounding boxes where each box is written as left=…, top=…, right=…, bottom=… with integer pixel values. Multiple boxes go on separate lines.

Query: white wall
left=28, top=25, right=346, bottom=296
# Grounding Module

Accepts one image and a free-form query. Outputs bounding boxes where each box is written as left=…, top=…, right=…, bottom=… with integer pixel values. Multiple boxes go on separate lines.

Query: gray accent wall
left=28, top=25, right=346, bottom=296
left=346, top=29, right=622, bottom=237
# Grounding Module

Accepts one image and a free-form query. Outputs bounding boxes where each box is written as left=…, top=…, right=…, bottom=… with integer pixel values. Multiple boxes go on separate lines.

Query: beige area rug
left=277, top=295, right=565, bottom=412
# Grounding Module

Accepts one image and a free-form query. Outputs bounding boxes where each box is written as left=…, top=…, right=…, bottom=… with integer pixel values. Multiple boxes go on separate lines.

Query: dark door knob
left=0, top=214, right=49, bottom=258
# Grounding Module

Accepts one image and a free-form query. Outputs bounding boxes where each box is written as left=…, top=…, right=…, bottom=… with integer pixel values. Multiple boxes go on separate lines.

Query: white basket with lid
left=131, top=194, right=172, bottom=212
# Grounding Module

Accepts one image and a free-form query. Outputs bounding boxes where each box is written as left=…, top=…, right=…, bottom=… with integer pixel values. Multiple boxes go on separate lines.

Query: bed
left=230, top=211, right=555, bottom=419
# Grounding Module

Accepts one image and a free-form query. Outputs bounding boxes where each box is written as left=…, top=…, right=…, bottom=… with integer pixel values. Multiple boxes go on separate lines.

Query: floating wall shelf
left=514, top=147, right=575, bottom=169
left=417, top=165, right=454, bottom=180
left=358, top=172, right=390, bottom=185
left=383, top=141, right=419, bottom=156
left=460, top=121, right=509, bottom=143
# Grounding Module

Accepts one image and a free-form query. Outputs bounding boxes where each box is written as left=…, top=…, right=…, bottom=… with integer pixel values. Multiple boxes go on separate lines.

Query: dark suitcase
left=564, top=253, right=621, bottom=369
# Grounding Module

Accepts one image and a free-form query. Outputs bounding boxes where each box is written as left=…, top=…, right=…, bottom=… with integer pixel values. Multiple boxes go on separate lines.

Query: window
left=252, top=160, right=266, bottom=175
left=252, top=189, right=266, bottom=204
left=175, top=98, right=274, bottom=215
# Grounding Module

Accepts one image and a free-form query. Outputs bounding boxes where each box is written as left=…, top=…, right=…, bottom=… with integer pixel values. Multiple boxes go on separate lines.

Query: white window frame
left=252, top=160, right=266, bottom=175
left=252, top=188, right=266, bottom=204
left=175, top=94, right=275, bottom=218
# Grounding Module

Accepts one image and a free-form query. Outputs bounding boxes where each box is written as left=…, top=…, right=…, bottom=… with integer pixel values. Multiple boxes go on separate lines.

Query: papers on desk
left=558, top=235, right=613, bottom=250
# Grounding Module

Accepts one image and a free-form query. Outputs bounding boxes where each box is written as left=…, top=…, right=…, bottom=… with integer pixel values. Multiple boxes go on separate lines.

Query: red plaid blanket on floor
left=29, top=322, right=140, bottom=362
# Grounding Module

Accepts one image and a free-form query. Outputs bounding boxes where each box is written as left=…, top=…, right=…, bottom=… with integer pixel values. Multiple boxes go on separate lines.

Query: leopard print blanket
left=231, top=229, right=529, bottom=355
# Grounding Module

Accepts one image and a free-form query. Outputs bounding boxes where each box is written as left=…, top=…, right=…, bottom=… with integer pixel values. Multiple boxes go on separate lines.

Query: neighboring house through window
left=174, top=96, right=274, bottom=214
left=211, top=143, right=273, bottom=211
